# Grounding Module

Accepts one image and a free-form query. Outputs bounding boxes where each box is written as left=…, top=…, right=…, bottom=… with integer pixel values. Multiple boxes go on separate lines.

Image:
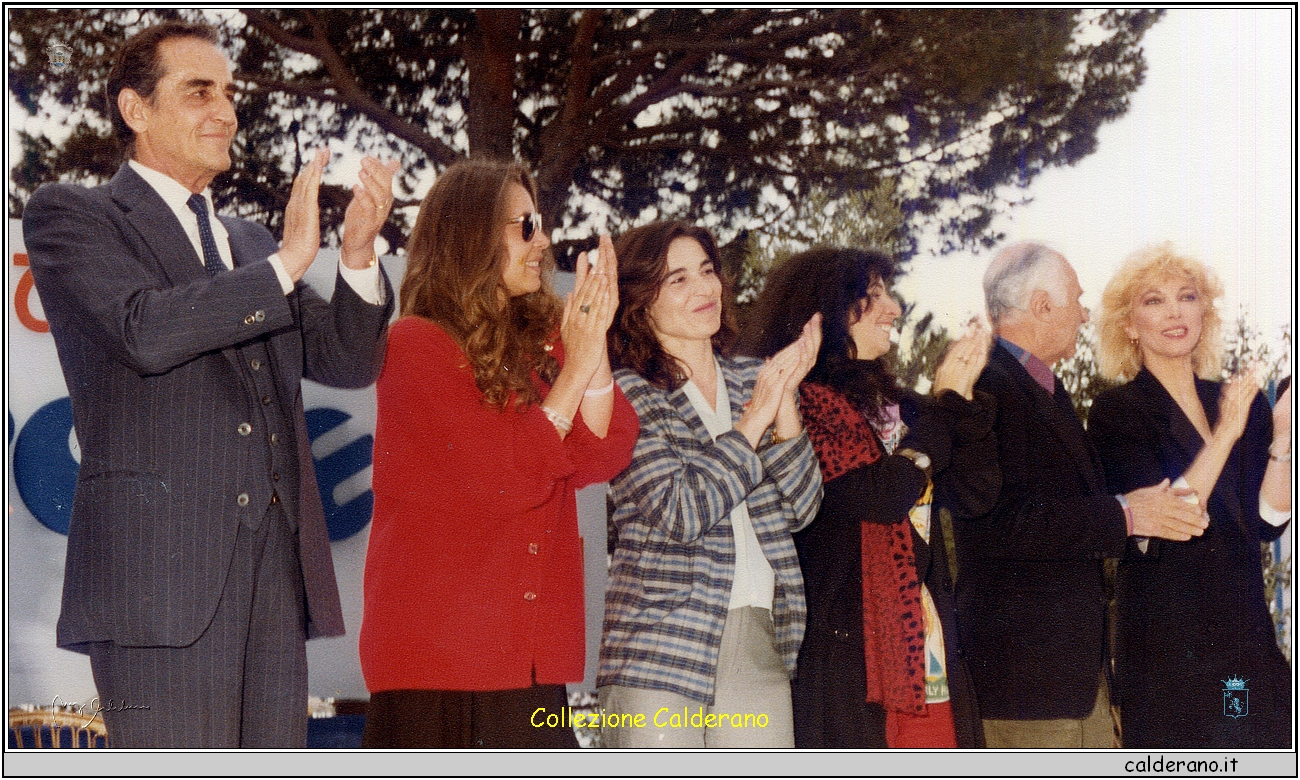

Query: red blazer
left=360, top=316, right=638, bottom=692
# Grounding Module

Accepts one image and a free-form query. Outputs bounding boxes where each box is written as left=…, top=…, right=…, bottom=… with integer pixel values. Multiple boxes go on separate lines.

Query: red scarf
left=800, top=382, right=926, bottom=714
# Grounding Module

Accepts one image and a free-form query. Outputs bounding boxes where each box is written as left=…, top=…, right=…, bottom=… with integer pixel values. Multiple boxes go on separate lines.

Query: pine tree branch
left=242, top=9, right=462, bottom=166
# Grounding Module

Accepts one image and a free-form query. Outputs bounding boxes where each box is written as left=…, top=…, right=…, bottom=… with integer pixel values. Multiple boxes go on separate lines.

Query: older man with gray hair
left=954, top=241, right=1207, bottom=748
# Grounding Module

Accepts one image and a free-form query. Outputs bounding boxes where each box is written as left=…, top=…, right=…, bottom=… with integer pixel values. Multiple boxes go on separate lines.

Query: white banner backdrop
left=6, top=219, right=605, bottom=706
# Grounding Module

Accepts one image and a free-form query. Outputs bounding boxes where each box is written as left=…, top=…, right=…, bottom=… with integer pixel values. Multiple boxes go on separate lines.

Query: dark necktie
left=186, top=193, right=226, bottom=276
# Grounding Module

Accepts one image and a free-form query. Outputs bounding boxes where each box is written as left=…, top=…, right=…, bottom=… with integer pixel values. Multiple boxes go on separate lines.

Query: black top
left=1088, top=368, right=1290, bottom=748
left=793, top=387, right=997, bottom=748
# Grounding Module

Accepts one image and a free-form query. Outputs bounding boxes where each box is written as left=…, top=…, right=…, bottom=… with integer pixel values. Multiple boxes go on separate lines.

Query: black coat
left=957, top=344, right=1130, bottom=720
left=792, top=388, right=997, bottom=748
left=1088, top=369, right=1290, bottom=748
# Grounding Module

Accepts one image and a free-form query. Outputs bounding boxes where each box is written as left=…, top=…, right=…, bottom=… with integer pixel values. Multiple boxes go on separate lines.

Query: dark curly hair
left=739, top=245, right=901, bottom=421
left=608, top=221, right=737, bottom=391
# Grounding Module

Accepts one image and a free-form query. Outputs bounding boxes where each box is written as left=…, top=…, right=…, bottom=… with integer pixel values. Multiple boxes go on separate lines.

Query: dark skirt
left=362, top=685, right=580, bottom=749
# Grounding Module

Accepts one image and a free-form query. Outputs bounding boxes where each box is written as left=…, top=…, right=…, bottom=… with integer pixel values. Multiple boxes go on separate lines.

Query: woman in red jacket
left=360, top=159, right=638, bottom=748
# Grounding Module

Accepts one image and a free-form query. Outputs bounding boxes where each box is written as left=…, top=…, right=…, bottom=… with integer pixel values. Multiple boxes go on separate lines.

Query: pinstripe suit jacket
left=598, top=355, right=822, bottom=704
left=22, top=163, right=393, bottom=651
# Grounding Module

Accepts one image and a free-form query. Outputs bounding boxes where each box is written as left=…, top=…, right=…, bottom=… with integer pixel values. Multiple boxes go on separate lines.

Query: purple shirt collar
left=998, top=337, right=1056, bottom=396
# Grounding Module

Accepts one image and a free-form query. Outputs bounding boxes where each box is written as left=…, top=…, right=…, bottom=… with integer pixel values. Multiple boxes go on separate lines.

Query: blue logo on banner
left=1223, top=676, right=1249, bottom=719
left=12, top=400, right=374, bottom=541
left=305, top=407, right=375, bottom=541
left=13, top=397, right=79, bottom=535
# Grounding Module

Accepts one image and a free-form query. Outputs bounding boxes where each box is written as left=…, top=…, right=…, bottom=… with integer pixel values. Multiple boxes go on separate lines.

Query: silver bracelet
left=584, top=379, right=615, bottom=398
left=542, top=405, right=573, bottom=438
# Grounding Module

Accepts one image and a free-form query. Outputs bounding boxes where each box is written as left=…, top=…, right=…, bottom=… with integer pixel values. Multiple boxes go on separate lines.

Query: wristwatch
left=897, top=447, right=932, bottom=480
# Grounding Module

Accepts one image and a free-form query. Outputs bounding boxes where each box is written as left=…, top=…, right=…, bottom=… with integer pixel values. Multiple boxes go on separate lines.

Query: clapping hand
left=782, top=313, right=823, bottom=395
left=341, top=156, right=401, bottom=269
left=575, top=233, right=619, bottom=329
left=561, top=234, right=618, bottom=386
left=1126, top=479, right=1209, bottom=541
left=933, top=319, right=993, bottom=400
left=1272, top=383, right=1292, bottom=455
left=278, top=148, right=328, bottom=282
left=1215, top=366, right=1262, bottom=446
left=542, top=235, right=619, bottom=440
left=737, top=314, right=821, bottom=448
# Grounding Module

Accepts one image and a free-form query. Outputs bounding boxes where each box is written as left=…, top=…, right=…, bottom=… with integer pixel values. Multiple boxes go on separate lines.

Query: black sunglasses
left=507, top=212, right=543, bottom=242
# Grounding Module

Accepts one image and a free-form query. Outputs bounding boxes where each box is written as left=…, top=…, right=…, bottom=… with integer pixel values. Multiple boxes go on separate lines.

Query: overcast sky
left=898, top=7, right=1294, bottom=362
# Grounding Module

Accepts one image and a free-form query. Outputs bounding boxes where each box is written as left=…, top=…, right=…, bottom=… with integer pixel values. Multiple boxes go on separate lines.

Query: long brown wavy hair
left=608, top=221, right=737, bottom=391
left=400, top=159, right=561, bottom=408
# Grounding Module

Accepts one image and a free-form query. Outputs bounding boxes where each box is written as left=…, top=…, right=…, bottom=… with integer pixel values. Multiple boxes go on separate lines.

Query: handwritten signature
left=51, top=694, right=151, bottom=727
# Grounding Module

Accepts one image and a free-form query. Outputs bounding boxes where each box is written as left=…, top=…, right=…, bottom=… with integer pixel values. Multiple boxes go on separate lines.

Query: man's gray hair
left=982, top=241, right=1069, bottom=324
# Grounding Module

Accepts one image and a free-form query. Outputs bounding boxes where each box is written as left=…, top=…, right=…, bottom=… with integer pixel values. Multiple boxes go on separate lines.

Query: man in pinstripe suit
left=22, top=22, right=396, bottom=747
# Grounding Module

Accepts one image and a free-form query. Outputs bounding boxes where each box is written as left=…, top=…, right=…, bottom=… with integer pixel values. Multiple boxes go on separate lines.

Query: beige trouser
left=982, top=676, right=1116, bottom=748
left=599, top=607, right=794, bottom=748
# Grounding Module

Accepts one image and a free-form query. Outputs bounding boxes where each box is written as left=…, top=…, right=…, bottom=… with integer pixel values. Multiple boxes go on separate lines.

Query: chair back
left=8, top=707, right=109, bottom=748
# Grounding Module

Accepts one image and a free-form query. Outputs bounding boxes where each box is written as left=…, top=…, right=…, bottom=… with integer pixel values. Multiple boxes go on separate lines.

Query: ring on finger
left=580, top=304, right=591, bottom=314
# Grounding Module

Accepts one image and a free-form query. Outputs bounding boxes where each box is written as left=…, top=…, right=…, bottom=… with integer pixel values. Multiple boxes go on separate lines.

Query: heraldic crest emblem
left=1222, top=676, right=1249, bottom=719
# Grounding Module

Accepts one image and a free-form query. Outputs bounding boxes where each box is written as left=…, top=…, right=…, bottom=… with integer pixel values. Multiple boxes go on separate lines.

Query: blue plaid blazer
left=598, top=355, right=823, bottom=704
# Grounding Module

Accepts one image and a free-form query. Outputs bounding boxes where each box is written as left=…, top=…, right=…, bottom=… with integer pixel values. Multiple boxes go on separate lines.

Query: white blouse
left=682, top=355, right=775, bottom=611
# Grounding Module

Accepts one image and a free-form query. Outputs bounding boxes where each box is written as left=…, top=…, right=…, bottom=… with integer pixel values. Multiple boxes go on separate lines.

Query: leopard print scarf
left=800, top=381, right=926, bottom=715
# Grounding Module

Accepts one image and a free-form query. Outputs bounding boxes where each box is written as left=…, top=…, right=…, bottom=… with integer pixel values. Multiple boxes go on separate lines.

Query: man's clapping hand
left=278, top=150, right=401, bottom=281
left=1125, top=479, right=1208, bottom=541
left=341, top=156, right=401, bottom=269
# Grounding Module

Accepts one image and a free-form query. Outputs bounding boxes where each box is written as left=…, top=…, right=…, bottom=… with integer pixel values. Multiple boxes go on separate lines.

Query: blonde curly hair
left=1096, top=242, right=1224, bottom=382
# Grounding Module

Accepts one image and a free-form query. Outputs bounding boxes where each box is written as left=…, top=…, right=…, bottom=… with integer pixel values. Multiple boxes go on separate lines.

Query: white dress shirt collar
left=128, top=159, right=233, bottom=272
left=126, top=159, right=385, bottom=305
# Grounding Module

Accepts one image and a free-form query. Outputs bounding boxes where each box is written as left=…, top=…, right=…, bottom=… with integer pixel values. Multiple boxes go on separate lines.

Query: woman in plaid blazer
left=597, top=221, right=823, bottom=748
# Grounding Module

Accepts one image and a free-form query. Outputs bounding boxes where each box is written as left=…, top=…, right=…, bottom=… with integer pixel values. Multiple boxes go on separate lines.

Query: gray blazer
left=598, top=355, right=823, bottom=705
left=22, top=163, right=393, bottom=650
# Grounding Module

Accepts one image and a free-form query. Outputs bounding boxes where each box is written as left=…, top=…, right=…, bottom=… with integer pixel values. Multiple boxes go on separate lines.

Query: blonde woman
left=1088, top=243, right=1291, bottom=748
